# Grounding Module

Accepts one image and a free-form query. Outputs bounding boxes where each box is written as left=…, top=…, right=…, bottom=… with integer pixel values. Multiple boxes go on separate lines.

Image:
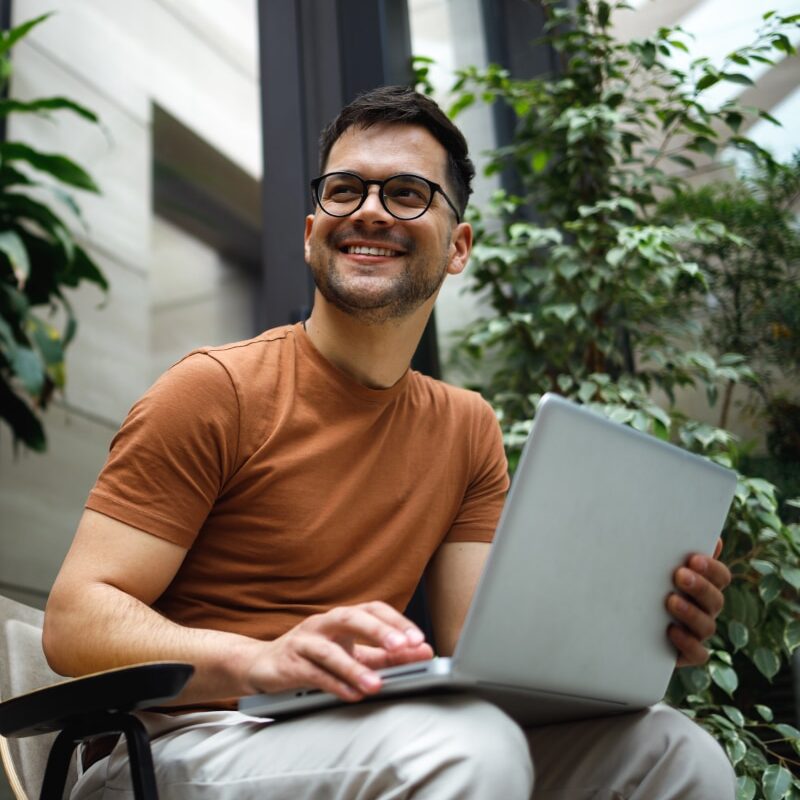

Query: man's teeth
left=345, top=245, right=398, bottom=257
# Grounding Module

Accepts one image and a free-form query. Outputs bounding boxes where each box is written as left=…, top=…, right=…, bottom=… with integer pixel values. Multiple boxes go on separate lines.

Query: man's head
left=305, top=88, right=474, bottom=326
left=318, top=86, right=475, bottom=219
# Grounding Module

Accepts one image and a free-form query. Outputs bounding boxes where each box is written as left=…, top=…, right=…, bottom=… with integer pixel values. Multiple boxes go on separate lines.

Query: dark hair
left=318, top=86, right=474, bottom=217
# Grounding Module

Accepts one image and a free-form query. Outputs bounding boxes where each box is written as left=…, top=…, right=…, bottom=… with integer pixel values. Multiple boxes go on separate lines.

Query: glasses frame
left=310, top=171, right=461, bottom=223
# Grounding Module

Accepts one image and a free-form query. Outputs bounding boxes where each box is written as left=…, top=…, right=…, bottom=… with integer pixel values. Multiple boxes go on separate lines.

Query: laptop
left=239, top=393, right=737, bottom=726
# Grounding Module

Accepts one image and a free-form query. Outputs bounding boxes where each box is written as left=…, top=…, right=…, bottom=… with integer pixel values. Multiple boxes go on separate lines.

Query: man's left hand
left=667, top=538, right=731, bottom=667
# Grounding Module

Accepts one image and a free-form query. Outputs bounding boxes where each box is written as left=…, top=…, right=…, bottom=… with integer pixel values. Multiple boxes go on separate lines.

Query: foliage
left=0, top=13, right=107, bottom=452
left=421, top=1, right=800, bottom=794
left=658, top=155, right=800, bottom=446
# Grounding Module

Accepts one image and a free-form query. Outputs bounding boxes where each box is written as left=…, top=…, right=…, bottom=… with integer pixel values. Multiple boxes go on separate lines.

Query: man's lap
left=72, top=698, right=734, bottom=799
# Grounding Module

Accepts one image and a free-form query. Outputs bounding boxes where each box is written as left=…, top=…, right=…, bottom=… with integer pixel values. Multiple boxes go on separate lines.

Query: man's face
left=304, top=123, right=471, bottom=325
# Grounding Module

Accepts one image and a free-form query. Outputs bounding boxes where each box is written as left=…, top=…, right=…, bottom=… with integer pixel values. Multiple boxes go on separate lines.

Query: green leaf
left=689, top=137, right=718, bottom=158
left=557, top=262, right=580, bottom=280
left=752, top=559, right=776, bottom=575
left=448, top=92, right=475, bottom=118
left=531, top=150, right=550, bottom=173
left=708, top=662, right=738, bottom=696
left=780, top=566, right=800, bottom=590
left=754, top=704, right=774, bottom=722
left=606, top=247, right=626, bottom=267
left=775, top=723, right=800, bottom=740
left=759, top=573, right=782, bottom=604
left=725, top=734, right=746, bottom=766
left=0, top=164, right=33, bottom=189
left=725, top=111, right=744, bottom=132
left=721, top=72, right=754, bottom=86
left=71, top=246, right=109, bottom=291
left=0, top=229, right=30, bottom=286
left=736, top=775, right=756, bottom=800
left=668, top=154, right=695, bottom=169
left=785, top=620, right=800, bottom=652
left=759, top=109, right=781, bottom=126
left=762, top=764, right=792, bottom=800
left=696, top=73, right=720, bottom=91
left=10, top=345, right=45, bottom=396
left=0, top=142, right=99, bottom=192
left=543, top=304, right=578, bottom=324
left=0, top=375, right=46, bottom=451
left=597, top=1, right=611, bottom=27
left=27, top=315, right=63, bottom=369
left=752, top=647, right=780, bottom=681
left=727, top=620, right=749, bottom=650
left=578, top=381, right=596, bottom=404
left=0, top=193, right=75, bottom=259
left=722, top=705, right=745, bottom=727
left=0, top=96, right=98, bottom=123
left=557, top=374, right=573, bottom=393
left=679, top=665, right=711, bottom=694
left=0, top=13, right=53, bottom=57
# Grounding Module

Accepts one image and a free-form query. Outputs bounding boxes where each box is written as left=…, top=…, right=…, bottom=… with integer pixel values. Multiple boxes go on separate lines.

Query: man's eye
left=386, top=183, right=428, bottom=205
left=393, top=187, right=423, bottom=199
left=327, top=183, right=360, bottom=198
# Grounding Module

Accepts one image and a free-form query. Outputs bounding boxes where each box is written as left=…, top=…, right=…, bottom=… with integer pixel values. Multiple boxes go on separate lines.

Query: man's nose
left=352, top=185, right=393, bottom=223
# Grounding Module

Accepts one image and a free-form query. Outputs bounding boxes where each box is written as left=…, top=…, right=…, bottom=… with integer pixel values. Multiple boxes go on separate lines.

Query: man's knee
left=644, top=704, right=736, bottom=794
left=378, top=696, right=534, bottom=798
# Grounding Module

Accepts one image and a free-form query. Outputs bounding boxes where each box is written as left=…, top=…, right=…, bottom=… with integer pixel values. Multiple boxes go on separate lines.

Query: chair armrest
left=0, top=662, right=194, bottom=738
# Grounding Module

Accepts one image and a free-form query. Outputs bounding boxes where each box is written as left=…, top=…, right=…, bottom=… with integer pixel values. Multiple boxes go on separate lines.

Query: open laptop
left=239, top=393, right=737, bottom=726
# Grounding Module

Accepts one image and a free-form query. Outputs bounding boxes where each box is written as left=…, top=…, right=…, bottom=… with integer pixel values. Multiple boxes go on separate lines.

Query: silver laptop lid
left=453, top=393, right=736, bottom=706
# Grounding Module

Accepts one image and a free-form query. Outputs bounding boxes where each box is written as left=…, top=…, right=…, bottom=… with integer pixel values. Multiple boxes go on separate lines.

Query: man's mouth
left=332, top=230, right=412, bottom=258
left=342, top=245, right=402, bottom=257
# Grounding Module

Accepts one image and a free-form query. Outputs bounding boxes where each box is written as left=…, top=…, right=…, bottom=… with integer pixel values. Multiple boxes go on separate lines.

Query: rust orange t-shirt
left=86, top=323, right=509, bottom=645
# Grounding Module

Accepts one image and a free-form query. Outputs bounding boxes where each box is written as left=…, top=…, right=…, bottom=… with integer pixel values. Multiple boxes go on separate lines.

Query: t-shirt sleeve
left=444, top=397, right=509, bottom=544
left=86, top=353, right=240, bottom=548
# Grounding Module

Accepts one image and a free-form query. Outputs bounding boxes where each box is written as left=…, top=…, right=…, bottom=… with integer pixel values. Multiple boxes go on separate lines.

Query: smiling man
left=44, top=87, right=735, bottom=799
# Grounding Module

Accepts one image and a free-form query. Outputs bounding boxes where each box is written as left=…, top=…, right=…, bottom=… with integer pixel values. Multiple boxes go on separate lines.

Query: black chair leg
left=117, top=714, right=158, bottom=799
left=40, top=727, right=80, bottom=800
left=39, top=712, right=158, bottom=800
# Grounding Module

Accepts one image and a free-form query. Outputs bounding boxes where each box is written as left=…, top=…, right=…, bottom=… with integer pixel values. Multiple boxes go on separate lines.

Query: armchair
left=0, top=593, right=193, bottom=799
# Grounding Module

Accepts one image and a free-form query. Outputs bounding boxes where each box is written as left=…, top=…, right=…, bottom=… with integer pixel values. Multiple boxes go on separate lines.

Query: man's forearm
left=43, top=581, right=263, bottom=705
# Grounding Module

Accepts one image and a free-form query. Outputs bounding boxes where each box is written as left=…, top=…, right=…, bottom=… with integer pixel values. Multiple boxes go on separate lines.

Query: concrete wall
left=0, top=0, right=261, bottom=609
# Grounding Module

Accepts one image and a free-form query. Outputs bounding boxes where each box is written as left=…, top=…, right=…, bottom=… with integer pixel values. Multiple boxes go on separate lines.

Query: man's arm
left=424, top=538, right=731, bottom=666
left=44, top=510, right=432, bottom=705
left=425, top=541, right=490, bottom=656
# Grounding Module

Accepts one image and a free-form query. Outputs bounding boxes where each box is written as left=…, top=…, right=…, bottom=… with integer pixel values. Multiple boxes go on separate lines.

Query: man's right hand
left=246, top=602, right=433, bottom=701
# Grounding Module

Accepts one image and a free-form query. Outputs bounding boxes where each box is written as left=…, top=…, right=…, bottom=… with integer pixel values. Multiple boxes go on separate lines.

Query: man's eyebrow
left=327, top=168, right=365, bottom=177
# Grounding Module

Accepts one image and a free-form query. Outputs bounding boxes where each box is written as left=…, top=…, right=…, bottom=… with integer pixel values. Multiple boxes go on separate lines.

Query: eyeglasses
left=310, top=172, right=461, bottom=223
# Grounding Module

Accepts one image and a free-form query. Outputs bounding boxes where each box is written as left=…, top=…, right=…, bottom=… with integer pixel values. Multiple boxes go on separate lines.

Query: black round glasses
left=310, top=172, right=461, bottom=223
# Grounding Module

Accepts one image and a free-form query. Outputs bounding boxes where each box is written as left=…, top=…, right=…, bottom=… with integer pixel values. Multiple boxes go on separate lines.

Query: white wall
left=0, top=1, right=261, bottom=606
left=409, top=0, right=499, bottom=380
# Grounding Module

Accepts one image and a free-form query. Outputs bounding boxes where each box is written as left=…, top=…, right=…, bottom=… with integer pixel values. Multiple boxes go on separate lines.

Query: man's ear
left=303, top=215, right=315, bottom=263
left=446, top=222, right=473, bottom=276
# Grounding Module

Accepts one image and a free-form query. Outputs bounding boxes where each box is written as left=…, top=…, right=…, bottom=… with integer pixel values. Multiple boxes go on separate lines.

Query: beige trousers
left=72, top=697, right=736, bottom=799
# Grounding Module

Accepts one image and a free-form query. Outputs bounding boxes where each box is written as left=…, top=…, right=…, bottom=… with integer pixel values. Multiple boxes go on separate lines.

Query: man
left=45, top=86, right=735, bottom=798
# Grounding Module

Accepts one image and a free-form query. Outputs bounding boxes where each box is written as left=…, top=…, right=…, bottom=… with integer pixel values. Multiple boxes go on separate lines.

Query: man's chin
left=324, top=293, right=404, bottom=324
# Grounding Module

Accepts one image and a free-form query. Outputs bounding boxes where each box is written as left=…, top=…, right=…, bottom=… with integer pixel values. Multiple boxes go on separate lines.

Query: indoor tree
left=417, top=2, right=800, bottom=796
left=0, top=13, right=107, bottom=452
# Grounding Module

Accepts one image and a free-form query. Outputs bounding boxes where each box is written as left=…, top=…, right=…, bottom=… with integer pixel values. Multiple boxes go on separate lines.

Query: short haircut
left=318, top=85, right=475, bottom=217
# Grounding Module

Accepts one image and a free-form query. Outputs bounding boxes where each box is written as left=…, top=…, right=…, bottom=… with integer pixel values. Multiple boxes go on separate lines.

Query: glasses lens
left=383, top=175, right=432, bottom=219
left=317, top=173, right=365, bottom=216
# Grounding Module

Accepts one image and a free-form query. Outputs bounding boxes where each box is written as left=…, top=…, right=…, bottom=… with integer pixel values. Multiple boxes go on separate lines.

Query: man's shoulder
left=164, top=324, right=299, bottom=385
left=407, top=371, right=495, bottom=418
left=189, top=324, right=298, bottom=367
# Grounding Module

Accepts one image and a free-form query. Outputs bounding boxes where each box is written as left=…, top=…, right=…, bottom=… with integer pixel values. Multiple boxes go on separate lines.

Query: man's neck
left=304, top=293, right=433, bottom=389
